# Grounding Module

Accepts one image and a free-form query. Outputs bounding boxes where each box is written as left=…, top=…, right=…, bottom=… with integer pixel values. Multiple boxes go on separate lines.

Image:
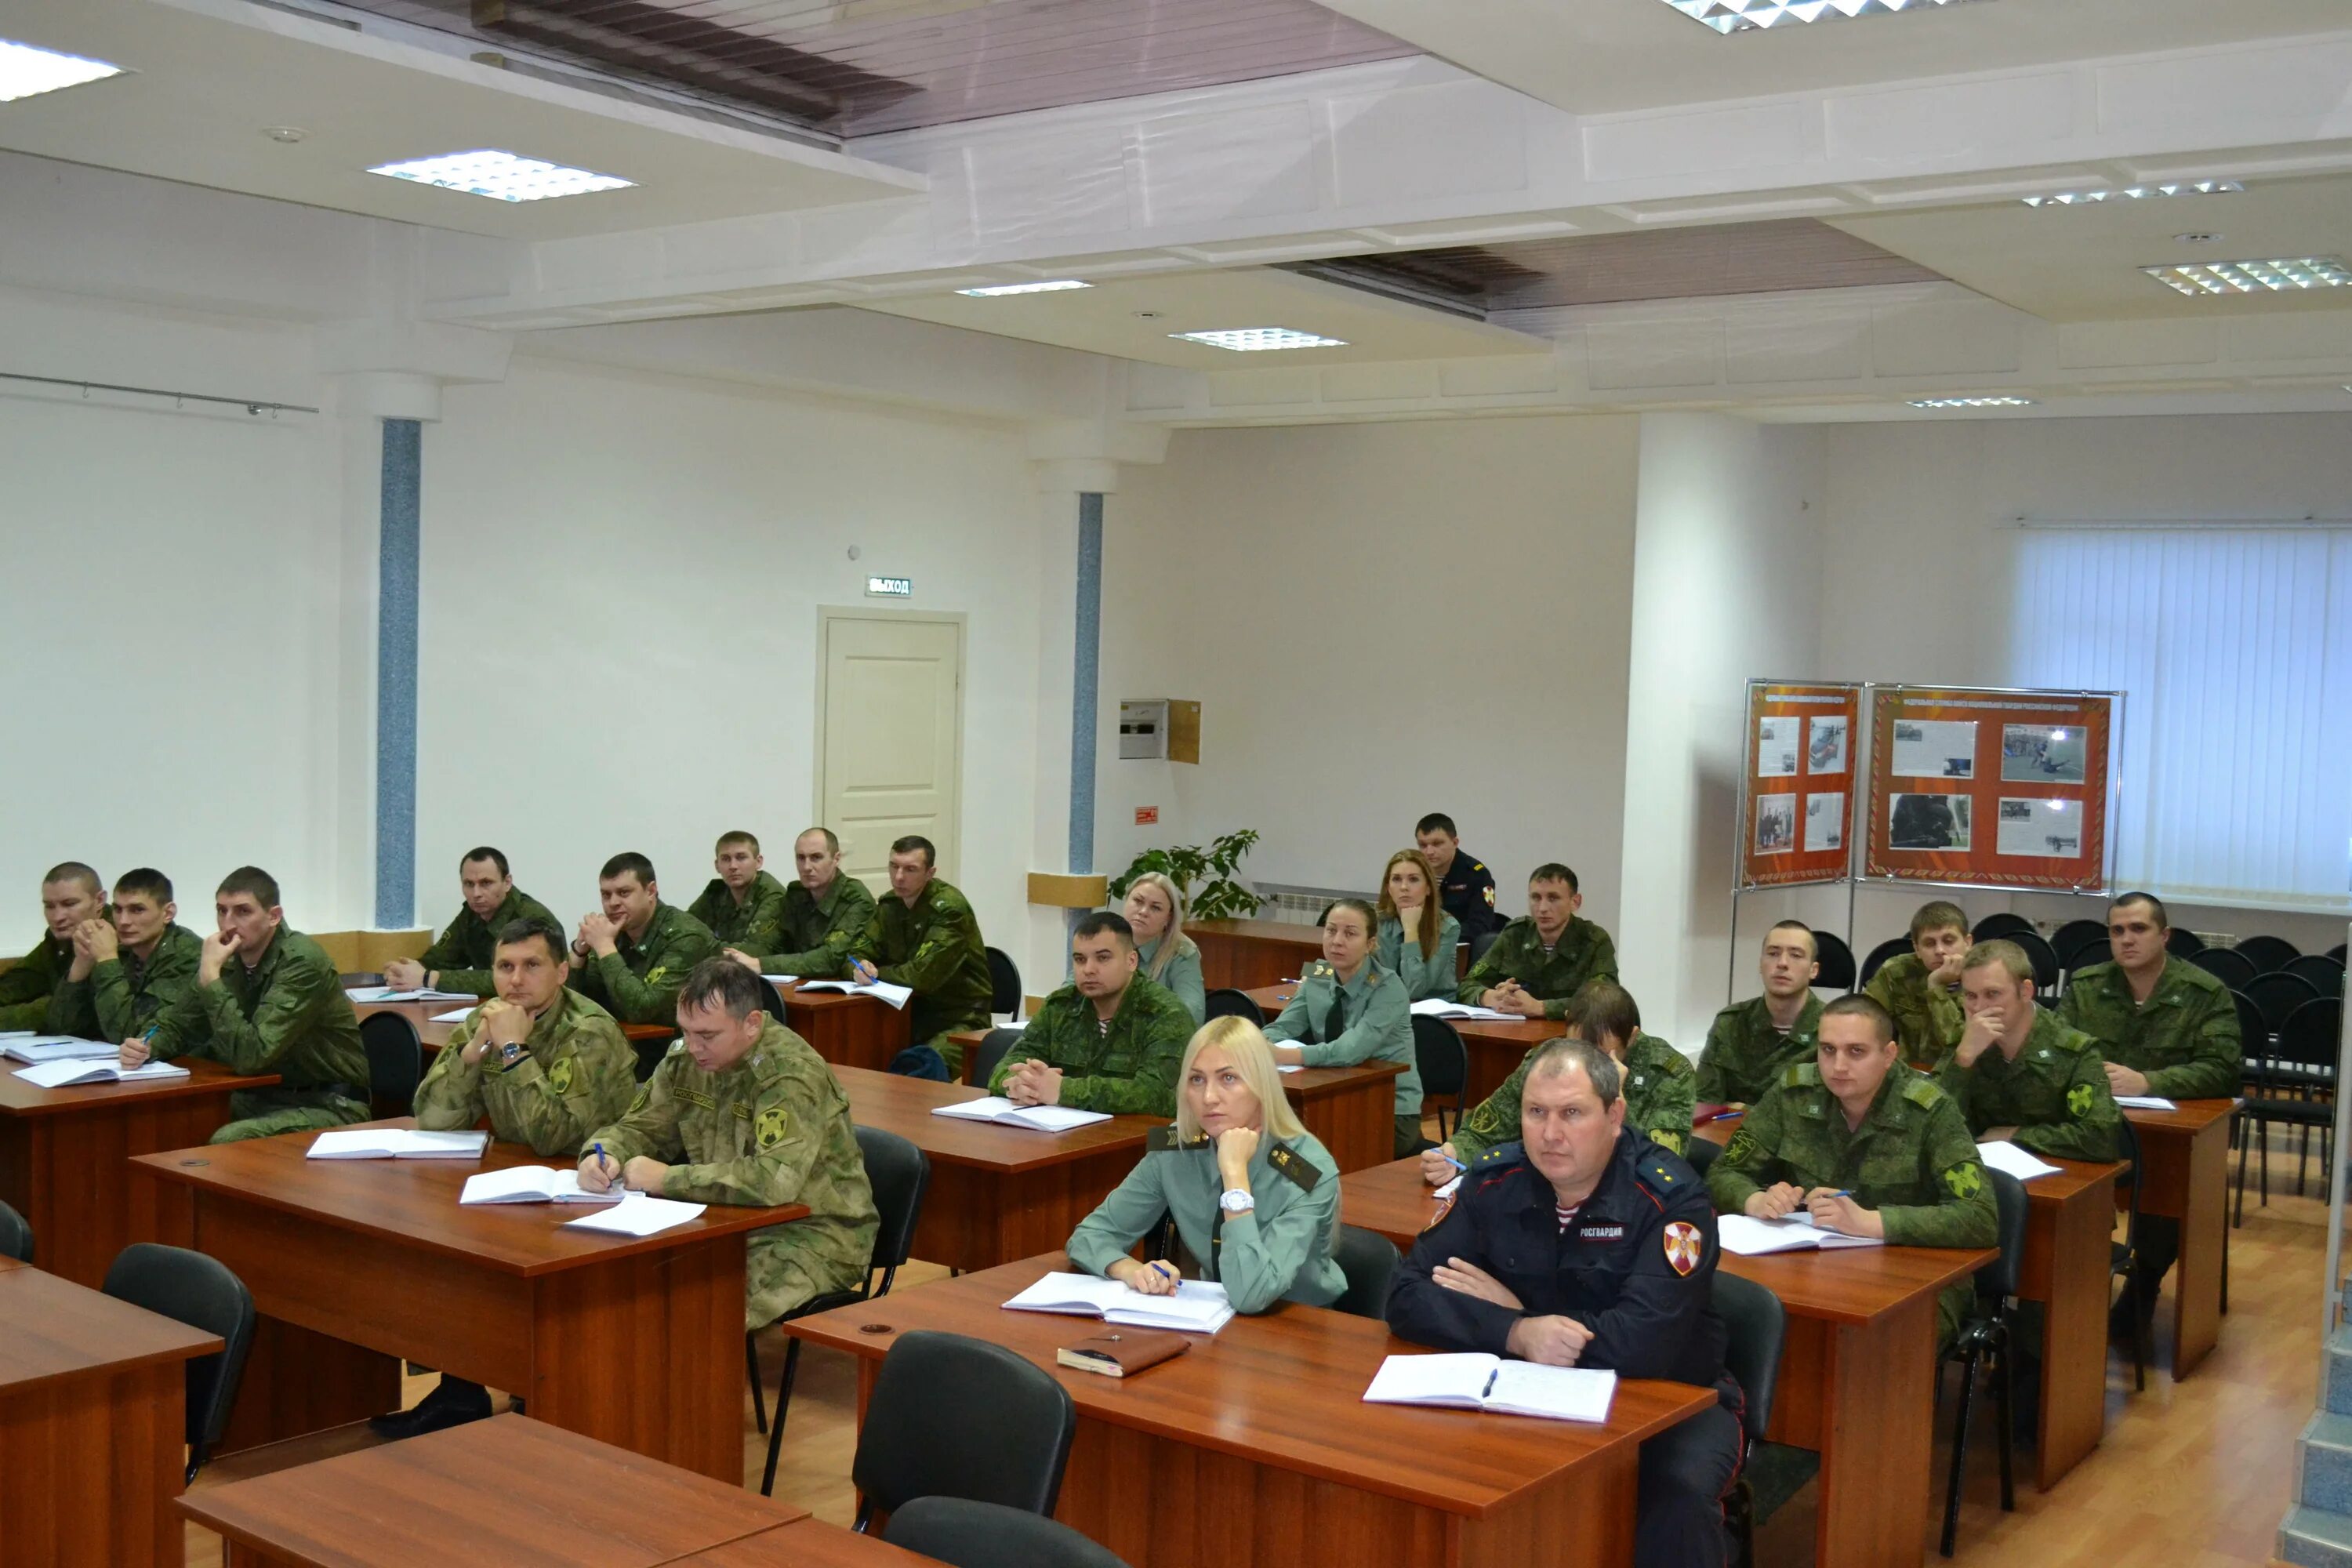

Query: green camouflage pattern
left=147, top=927, right=370, bottom=1139
left=0, top=927, right=82, bottom=1033
left=1455, top=916, right=1618, bottom=1018
left=688, top=870, right=791, bottom=954
left=2057, top=956, right=2243, bottom=1101
left=1067, top=1130, right=1344, bottom=1313
left=568, top=902, right=718, bottom=1026
left=1694, top=993, right=1825, bottom=1106
left=1934, top=1007, right=2121, bottom=1162
left=52, top=923, right=201, bottom=1041
left=1454, top=1029, right=1695, bottom=1163
left=1265, top=958, right=1422, bottom=1116
left=416, top=887, right=560, bottom=997
left=414, top=987, right=637, bottom=1157
left=1864, top=952, right=1967, bottom=1067
left=849, top=879, right=993, bottom=1074
left=987, top=972, right=1192, bottom=1116
left=1376, top=911, right=1463, bottom=1004
left=740, top=874, right=879, bottom=980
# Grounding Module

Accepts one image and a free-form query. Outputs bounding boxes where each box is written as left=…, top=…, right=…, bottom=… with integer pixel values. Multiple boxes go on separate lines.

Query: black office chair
left=1468, top=929, right=1504, bottom=967
left=2246, top=971, right=2322, bottom=1040
left=848, top=1330, right=1078, bottom=1530
left=1332, top=1224, right=1400, bottom=1320
left=756, top=1127, right=931, bottom=1494
left=1203, top=989, right=1263, bottom=1025
left=2285, top=954, right=2346, bottom=999
left=2234, top=934, right=2299, bottom=974
left=1938, top=1169, right=2027, bottom=1557
left=2111, top=1116, right=2150, bottom=1392
left=967, top=1028, right=1025, bottom=1091
left=2231, top=988, right=2279, bottom=1102
left=2330, top=943, right=2349, bottom=966
left=2008, top=931, right=2061, bottom=999
left=2235, top=1000, right=2340, bottom=1224
left=1858, top=937, right=1911, bottom=988
left=2064, top=938, right=2111, bottom=978
left=1714, top=1271, right=1796, bottom=1566
left=1973, top=913, right=2033, bottom=942
left=2188, top=947, right=2259, bottom=992
left=103, top=1243, right=256, bottom=1483
left=884, top=1497, right=1131, bottom=1568
left=2166, top=927, right=2206, bottom=957
left=1412, top=1015, right=1468, bottom=1139
left=758, top=978, right=793, bottom=1020
left=1685, top=1135, right=1723, bottom=1178
left=0, top=1199, right=30, bottom=1264
left=357, top=1011, right=423, bottom=1119
left=338, top=971, right=387, bottom=989
left=1812, top=931, right=1857, bottom=993
left=984, top=946, right=1023, bottom=1019
left=2050, top=920, right=2110, bottom=969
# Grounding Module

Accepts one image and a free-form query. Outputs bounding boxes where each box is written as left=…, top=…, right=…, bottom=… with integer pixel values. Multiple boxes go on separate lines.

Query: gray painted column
left=1067, top=491, right=1105, bottom=934
left=374, top=418, right=420, bottom=928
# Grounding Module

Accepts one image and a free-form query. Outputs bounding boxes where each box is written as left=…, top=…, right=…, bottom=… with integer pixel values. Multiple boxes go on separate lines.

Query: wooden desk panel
left=2126, top=1099, right=2234, bottom=1379
left=778, top=986, right=911, bottom=1075
left=2015, top=1157, right=2127, bottom=1490
left=670, top=1520, right=938, bottom=1568
left=1190, top=920, right=1326, bottom=991
left=1245, top=983, right=1552, bottom=1121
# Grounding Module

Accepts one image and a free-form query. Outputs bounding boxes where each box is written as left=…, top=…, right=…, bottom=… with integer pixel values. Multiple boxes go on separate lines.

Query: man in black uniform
left=1414, top=812, right=1500, bottom=942
left=1387, top=1035, right=1740, bottom=1567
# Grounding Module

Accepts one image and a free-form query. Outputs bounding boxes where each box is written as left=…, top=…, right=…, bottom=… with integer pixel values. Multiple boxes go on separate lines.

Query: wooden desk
left=0, top=1057, right=278, bottom=1289
left=2, top=1261, right=221, bottom=1567
left=356, top=997, right=674, bottom=1055
left=1189, top=919, right=1328, bottom=990
left=1339, top=1156, right=1991, bottom=1568
left=2126, top=1099, right=2235, bottom=1378
left=786, top=1251, right=1715, bottom=1568
left=131, top=1120, right=808, bottom=1480
left=774, top=984, right=911, bottom=1075
left=836, top=1065, right=1157, bottom=1272
left=1245, top=982, right=1558, bottom=1112
left=176, top=1413, right=806, bottom=1567
left=669, top=1520, right=938, bottom=1567
left=2013, top=1156, right=2128, bottom=1490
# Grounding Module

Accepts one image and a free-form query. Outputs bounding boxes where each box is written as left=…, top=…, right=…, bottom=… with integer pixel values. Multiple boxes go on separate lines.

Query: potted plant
left=1109, top=829, right=1266, bottom=921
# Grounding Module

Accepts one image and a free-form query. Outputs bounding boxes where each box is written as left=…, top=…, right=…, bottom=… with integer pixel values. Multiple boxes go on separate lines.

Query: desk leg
left=1779, top=1296, right=1937, bottom=1568
left=2, top=1363, right=186, bottom=1567
left=2031, top=1189, right=2111, bottom=1490
left=2169, top=1117, right=2227, bottom=1379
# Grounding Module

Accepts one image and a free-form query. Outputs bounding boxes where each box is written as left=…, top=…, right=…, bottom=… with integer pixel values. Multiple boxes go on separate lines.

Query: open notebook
left=1002, top=1272, right=1235, bottom=1334
left=931, top=1098, right=1112, bottom=1133
left=344, top=986, right=478, bottom=1004
left=13, top=1058, right=189, bottom=1089
left=1715, top=1211, right=1883, bottom=1256
left=1363, top=1353, right=1617, bottom=1425
left=795, top=979, right=913, bottom=1010
left=2, top=1036, right=118, bottom=1065
left=459, top=1167, right=622, bottom=1205
left=307, top=1129, right=489, bottom=1160
left=1975, top=1140, right=2063, bottom=1182
left=1408, top=999, right=1518, bottom=1022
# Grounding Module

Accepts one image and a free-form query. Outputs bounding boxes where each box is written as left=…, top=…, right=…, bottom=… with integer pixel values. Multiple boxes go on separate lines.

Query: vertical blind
left=2012, top=525, right=2352, bottom=910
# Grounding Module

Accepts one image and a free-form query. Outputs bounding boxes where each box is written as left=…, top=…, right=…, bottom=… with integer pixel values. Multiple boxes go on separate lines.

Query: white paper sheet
left=562, top=1192, right=706, bottom=1236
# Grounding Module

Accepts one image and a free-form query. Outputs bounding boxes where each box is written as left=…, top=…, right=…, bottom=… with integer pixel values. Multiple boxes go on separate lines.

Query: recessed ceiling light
left=2021, top=180, right=2241, bottom=209
left=954, top=280, right=1091, bottom=297
left=0, top=37, right=122, bottom=102
left=263, top=126, right=307, bottom=144
left=1658, top=0, right=1989, bottom=34
left=1169, top=327, right=1348, bottom=351
left=1907, top=396, right=2037, bottom=409
left=366, top=149, right=633, bottom=203
left=2143, top=256, right=2351, bottom=296
left=2173, top=233, right=2223, bottom=245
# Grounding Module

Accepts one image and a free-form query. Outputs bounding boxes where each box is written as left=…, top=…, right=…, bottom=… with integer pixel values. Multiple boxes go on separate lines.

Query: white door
left=816, top=611, right=965, bottom=887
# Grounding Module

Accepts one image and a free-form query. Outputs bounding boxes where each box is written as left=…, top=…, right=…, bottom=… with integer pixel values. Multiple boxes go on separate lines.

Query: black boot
left=367, top=1376, right=494, bottom=1440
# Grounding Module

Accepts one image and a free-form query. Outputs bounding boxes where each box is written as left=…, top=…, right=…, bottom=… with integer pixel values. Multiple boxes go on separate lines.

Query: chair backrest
left=2065, top=938, right=2111, bottom=976
left=1711, top=1271, right=1786, bottom=1443
left=1685, top=1134, right=1723, bottom=1177
left=2234, top=934, right=2299, bottom=974
left=2187, top=947, right=2259, bottom=992
left=2331, top=943, right=2348, bottom=966
left=984, top=946, right=1022, bottom=1018
left=852, top=1125, right=931, bottom=1294
left=883, top=1497, right=1130, bottom=1568
left=2247, top=971, right=2323, bottom=1033
left=759, top=978, right=793, bottom=1021
left=0, top=1199, right=30, bottom=1263
left=2166, top=926, right=2206, bottom=957
left=2279, top=999, right=2345, bottom=1073
left=2050, top=920, right=2110, bottom=967
left=852, top=1330, right=1077, bottom=1519
left=1468, top=928, right=1504, bottom=966
left=969, top=1029, right=1025, bottom=1088
left=2114, top=1114, right=2143, bottom=1242
left=1978, top=1169, right=2028, bottom=1301
left=1858, top=937, right=1911, bottom=988
left=1203, top=989, right=1263, bottom=1025
left=2009, top=930, right=2061, bottom=994
left=1331, top=1224, right=1400, bottom=1320
left=2230, top=989, right=2269, bottom=1055
left=1410, top=1015, right=1467, bottom=1102
left=1973, top=913, right=2034, bottom=942
left=2284, top=955, right=2346, bottom=999
left=338, top=971, right=387, bottom=989
left=103, top=1243, right=256, bottom=1467
left=357, top=1011, right=423, bottom=1117
left=1811, top=931, right=1857, bottom=993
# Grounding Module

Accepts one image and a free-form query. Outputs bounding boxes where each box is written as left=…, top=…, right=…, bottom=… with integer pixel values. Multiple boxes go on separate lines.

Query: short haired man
left=724, top=828, right=877, bottom=981
left=579, top=960, right=879, bottom=1331
left=387, top=848, right=557, bottom=998
left=567, top=853, right=718, bottom=1026
left=1707, top=995, right=1995, bottom=1345
left=1694, top=921, right=1824, bottom=1107
left=688, top=832, right=791, bottom=956
left=1454, top=864, right=1617, bottom=1021
left=1388, top=1038, right=1741, bottom=1567
left=1864, top=900, right=1971, bottom=1066
left=0, top=862, right=109, bottom=1033
left=988, top=912, right=1192, bottom=1117
left=1414, top=813, right=1500, bottom=942
left=122, top=868, right=370, bottom=1142
left=2056, top=891, right=2242, bottom=1335
left=53, top=869, right=200, bottom=1041
left=846, top=836, right=993, bottom=1080
left=1935, top=941, right=2121, bottom=1161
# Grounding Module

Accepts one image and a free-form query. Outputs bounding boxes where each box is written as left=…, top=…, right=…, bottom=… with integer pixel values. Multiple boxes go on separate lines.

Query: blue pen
left=1708, top=1109, right=1744, bottom=1123
left=1440, top=1150, right=1468, bottom=1173
left=593, top=1141, right=612, bottom=1180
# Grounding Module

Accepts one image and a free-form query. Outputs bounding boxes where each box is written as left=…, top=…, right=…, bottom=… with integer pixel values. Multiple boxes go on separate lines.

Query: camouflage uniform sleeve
left=590, top=920, right=718, bottom=1025
left=1067, top=1154, right=1175, bottom=1279
left=1062, top=992, right=1190, bottom=1116
left=173, top=948, right=336, bottom=1073
left=685, top=883, right=730, bottom=935
left=1693, top=1011, right=1739, bottom=1105
left=736, top=879, right=790, bottom=958
left=1877, top=1098, right=1998, bottom=1249
left=481, top=1011, right=639, bottom=1158
left=1451, top=1050, right=1532, bottom=1167
left=1632, top=1047, right=1695, bottom=1156
left=1920, top=986, right=1967, bottom=1066
left=586, top=1054, right=684, bottom=1166
left=986, top=1002, right=1059, bottom=1093
left=1456, top=929, right=1515, bottom=1005
left=873, top=896, right=982, bottom=994
left=416, top=911, right=482, bottom=993
left=757, top=882, right=871, bottom=979
left=2147, top=982, right=2243, bottom=1100
left=411, top=1009, right=490, bottom=1131
left=1704, top=1090, right=1785, bottom=1215
left=143, top=975, right=209, bottom=1061
left=661, top=1062, right=832, bottom=1207
left=0, top=940, right=60, bottom=1033
left=2012, top=1045, right=2122, bottom=1163
left=1541, top=927, right=1620, bottom=1020
left=47, top=973, right=99, bottom=1040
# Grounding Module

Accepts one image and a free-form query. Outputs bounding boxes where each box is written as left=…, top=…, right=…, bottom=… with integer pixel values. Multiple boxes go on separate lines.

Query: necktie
left=1323, top=985, right=1348, bottom=1042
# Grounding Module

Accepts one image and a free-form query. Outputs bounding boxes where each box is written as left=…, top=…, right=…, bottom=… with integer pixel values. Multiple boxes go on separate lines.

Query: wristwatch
left=1219, top=1189, right=1255, bottom=1215
left=495, top=1040, right=525, bottom=1069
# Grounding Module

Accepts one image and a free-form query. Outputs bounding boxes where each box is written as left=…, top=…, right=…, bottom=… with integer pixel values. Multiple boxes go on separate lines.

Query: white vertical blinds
left=2013, top=526, right=2352, bottom=910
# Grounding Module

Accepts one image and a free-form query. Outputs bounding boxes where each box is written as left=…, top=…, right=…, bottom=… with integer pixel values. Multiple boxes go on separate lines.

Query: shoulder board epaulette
left=1145, top=1127, right=1213, bottom=1153
left=1266, top=1142, right=1321, bottom=1192
left=1470, top=860, right=1489, bottom=873
left=2170, top=960, right=2224, bottom=994
left=2048, top=1025, right=2096, bottom=1054
left=1475, top=1141, right=1524, bottom=1167
left=1364, top=967, right=1385, bottom=989
left=1901, top=1074, right=1946, bottom=1109
left=1649, top=1039, right=1693, bottom=1076
left=1639, top=1153, right=1691, bottom=1193
left=1307, top=960, right=1335, bottom=980
left=1779, top=1062, right=1820, bottom=1090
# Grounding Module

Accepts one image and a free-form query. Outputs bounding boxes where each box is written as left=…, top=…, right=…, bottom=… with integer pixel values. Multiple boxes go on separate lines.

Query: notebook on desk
left=1715, top=1212, right=1883, bottom=1256
left=1363, top=1353, right=1617, bottom=1424
left=1002, top=1272, right=1235, bottom=1334
left=2, top=1036, right=118, bottom=1065
left=13, top=1058, right=189, bottom=1088
left=931, top=1098, right=1112, bottom=1133
left=459, top=1167, right=623, bottom=1205
left=307, top=1129, right=489, bottom=1160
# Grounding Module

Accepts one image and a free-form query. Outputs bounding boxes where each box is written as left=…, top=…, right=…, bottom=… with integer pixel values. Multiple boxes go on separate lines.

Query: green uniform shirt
left=0, top=927, right=82, bottom=1033
left=1695, top=993, right=1824, bottom=1106
left=739, top=875, right=879, bottom=980
left=1265, top=958, right=1422, bottom=1117
left=2058, top=956, right=2243, bottom=1101
left=588, top=1018, right=879, bottom=1328
left=1455, top=915, right=1618, bottom=1019
left=568, top=902, right=718, bottom=1027
left=51, top=924, right=201, bottom=1042
left=148, top=927, right=369, bottom=1106
left=1068, top=1129, right=1343, bottom=1315
left=1454, top=1030, right=1695, bottom=1163
left=688, top=871, right=792, bottom=955
left=1864, top=953, right=1966, bottom=1067
left=1135, top=932, right=1206, bottom=1025
left=416, top=888, right=560, bottom=997
left=987, top=973, right=1192, bottom=1116
left=849, top=879, right=994, bottom=1071
left=1934, top=1007, right=2122, bottom=1162
left=413, top=987, right=637, bottom=1157
left=1377, top=912, right=1462, bottom=1004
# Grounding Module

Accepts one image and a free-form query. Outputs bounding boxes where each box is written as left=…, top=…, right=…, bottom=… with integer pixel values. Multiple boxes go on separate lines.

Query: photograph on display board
left=2000, top=724, right=2088, bottom=784
left=1805, top=792, right=1844, bottom=853
left=1757, top=716, right=1799, bottom=778
left=1889, top=792, right=1972, bottom=851
left=1997, top=797, right=2082, bottom=858
left=1893, top=719, right=1977, bottom=779
left=1808, top=716, right=1849, bottom=774
left=1755, top=794, right=1797, bottom=855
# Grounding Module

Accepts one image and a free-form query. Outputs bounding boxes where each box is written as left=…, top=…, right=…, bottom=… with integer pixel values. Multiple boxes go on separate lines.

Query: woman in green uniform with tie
left=1265, top=898, right=1425, bottom=1159
left=1119, top=870, right=1205, bottom=1025
left=1374, top=848, right=1461, bottom=1002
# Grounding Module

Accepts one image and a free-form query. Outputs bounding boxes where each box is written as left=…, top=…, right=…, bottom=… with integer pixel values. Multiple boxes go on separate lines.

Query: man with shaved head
left=0, top=862, right=107, bottom=1033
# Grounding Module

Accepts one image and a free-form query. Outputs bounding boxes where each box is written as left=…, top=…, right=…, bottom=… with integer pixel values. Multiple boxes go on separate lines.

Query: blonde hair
left=1962, top=938, right=2035, bottom=986
left=1376, top=848, right=1446, bottom=964
left=1122, top=871, right=1198, bottom=985
left=1175, top=1017, right=1307, bottom=1143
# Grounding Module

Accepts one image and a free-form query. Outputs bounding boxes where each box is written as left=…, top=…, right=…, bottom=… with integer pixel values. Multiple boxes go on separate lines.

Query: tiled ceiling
left=346, top=0, right=1419, bottom=137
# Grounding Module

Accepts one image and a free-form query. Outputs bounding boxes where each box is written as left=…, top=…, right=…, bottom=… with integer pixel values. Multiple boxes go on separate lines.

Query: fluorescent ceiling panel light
left=2142, top=256, right=2351, bottom=296
left=955, top=280, right=1092, bottom=296
left=1168, top=327, right=1348, bottom=351
left=1658, top=0, right=1990, bottom=34
left=2023, top=180, right=2241, bottom=209
left=0, top=37, right=122, bottom=102
left=1907, top=396, right=2037, bottom=409
left=366, top=149, right=633, bottom=202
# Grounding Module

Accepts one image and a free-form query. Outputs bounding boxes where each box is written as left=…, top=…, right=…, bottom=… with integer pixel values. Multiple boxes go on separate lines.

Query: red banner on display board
left=1737, top=681, right=1863, bottom=891
left=1861, top=685, right=2118, bottom=893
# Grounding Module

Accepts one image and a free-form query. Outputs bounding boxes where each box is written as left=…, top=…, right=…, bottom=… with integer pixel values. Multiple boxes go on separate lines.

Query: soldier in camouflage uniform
left=1455, top=862, right=1617, bottom=1020
left=582, top=960, right=878, bottom=1329
left=385, top=847, right=557, bottom=998
left=688, top=831, right=793, bottom=955
left=725, top=828, right=877, bottom=982
left=1264, top=898, right=1423, bottom=1156
left=0, top=862, right=110, bottom=1033
left=1864, top=899, right=1971, bottom=1067
left=1695, top=920, right=1825, bottom=1106
left=1708, top=993, right=1996, bottom=1347
left=125, top=867, right=370, bottom=1142
left=567, top=852, right=718, bottom=1026
left=1935, top=941, right=2121, bottom=1162
left=989, top=911, right=1192, bottom=1117
left=848, top=836, right=993, bottom=1080
left=51, top=867, right=199, bottom=1041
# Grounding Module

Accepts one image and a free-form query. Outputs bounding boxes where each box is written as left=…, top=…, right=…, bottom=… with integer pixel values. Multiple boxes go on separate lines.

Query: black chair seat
left=968, top=1028, right=1025, bottom=1089
left=1412, top=1014, right=1468, bottom=1138
left=884, top=1497, right=1131, bottom=1568
left=1332, top=1225, right=1400, bottom=1320
left=2187, top=947, right=2259, bottom=991
left=357, top=1011, right=423, bottom=1120
left=1813, top=932, right=1857, bottom=992
left=2050, top=920, right=2109, bottom=967
left=103, top=1243, right=256, bottom=1483
left=1858, top=937, right=1911, bottom=988
left=1973, top=913, right=2033, bottom=942
left=985, top=946, right=1023, bottom=1018
left=851, top=1330, right=1078, bottom=1528
left=2234, top=934, right=2299, bottom=974
left=1203, top=989, right=1263, bottom=1025
left=2284, top=955, right=2346, bottom=998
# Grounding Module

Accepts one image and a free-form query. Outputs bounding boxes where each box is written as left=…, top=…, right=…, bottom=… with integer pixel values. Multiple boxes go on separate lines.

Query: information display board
left=1861, top=684, right=2118, bottom=893
left=1737, top=681, right=1864, bottom=891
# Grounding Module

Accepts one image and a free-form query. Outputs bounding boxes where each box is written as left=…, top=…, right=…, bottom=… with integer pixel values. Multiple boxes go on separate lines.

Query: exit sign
left=1134, top=807, right=1159, bottom=826
left=865, top=575, right=913, bottom=598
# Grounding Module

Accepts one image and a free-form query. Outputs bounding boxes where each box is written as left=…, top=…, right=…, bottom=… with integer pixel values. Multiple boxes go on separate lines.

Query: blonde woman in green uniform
left=1265, top=898, right=1424, bottom=1159
left=1374, top=849, right=1461, bottom=1004
left=1120, top=871, right=1206, bottom=1025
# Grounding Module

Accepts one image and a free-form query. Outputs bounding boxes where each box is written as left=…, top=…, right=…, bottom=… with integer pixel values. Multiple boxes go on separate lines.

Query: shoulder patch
left=1423, top=1192, right=1457, bottom=1231
left=1902, top=1074, right=1946, bottom=1109
left=546, top=1058, right=575, bottom=1096
left=1663, top=1221, right=1703, bottom=1276
left=1267, top=1142, right=1321, bottom=1192
left=754, top=1104, right=789, bottom=1148
left=1145, top=1127, right=1213, bottom=1153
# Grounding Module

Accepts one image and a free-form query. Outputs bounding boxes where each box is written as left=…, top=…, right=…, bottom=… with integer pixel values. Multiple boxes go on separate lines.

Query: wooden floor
left=182, top=1129, right=2333, bottom=1568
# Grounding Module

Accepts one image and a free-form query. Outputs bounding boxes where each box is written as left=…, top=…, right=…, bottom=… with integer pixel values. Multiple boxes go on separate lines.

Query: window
left=2013, top=525, right=2352, bottom=910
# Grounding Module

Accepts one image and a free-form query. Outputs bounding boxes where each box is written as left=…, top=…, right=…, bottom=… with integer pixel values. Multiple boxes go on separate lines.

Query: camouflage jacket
left=0, top=926, right=82, bottom=1033
left=1455, top=1030, right=1695, bottom=1163
left=1864, top=952, right=1966, bottom=1067
left=1455, top=916, right=1619, bottom=1019
left=568, top=902, right=718, bottom=1026
left=1694, top=993, right=1824, bottom=1107
left=416, top=887, right=560, bottom=997
left=1265, top=957, right=1422, bottom=1116
left=148, top=927, right=368, bottom=1098
left=2057, top=956, right=2242, bottom=1101
left=413, top=987, right=637, bottom=1157
left=51, top=924, right=201, bottom=1041
left=688, top=871, right=792, bottom=955
left=739, top=874, right=878, bottom=981
left=1934, top=1007, right=2122, bottom=1162
left=987, top=973, right=1192, bottom=1117
left=849, top=879, right=994, bottom=1052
